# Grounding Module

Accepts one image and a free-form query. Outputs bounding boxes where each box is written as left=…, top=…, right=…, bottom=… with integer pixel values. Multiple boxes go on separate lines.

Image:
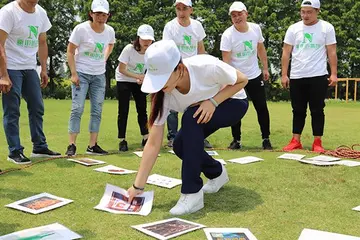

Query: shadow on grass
left=76, top=229, right=97, bottom=239
left=0, top=188, right=38, bottom=201
left=0, top=223, right=20, bottom=235
left=158, top=186, right=263, bottom=220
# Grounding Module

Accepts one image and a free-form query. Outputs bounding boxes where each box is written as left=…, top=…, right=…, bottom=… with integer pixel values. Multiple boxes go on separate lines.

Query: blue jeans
left=68, top=72, right=106, bottom=133
left=173, top=98, right=248, bottom=194
left=167, top=110, right=178, bottom=140
left=2, top=69, right=48, bottom=154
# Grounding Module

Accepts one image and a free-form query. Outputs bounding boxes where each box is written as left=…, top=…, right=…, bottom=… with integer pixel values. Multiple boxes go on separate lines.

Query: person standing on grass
left=0, top=0, right=61, bottom=165
left=65, top=0, right=115, bottom=156
left=221, top=1, right=272, bottom=150
left=127, top=40, right=248, bottom=215
left=116, top=24, right=154, bottom=152
left=281, top=0, right=337, bottom=153
left=162, top=0, right=213, bottom=149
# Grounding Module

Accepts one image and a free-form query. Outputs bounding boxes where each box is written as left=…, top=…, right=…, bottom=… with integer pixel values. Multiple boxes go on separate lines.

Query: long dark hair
left=148, top=60, right=182, bottom=127
left=132, top=36, right=141, bottom=52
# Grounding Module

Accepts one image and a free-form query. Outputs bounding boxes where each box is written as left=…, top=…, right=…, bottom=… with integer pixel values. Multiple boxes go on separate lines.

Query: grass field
left=0, top=99, right=359, bottom=239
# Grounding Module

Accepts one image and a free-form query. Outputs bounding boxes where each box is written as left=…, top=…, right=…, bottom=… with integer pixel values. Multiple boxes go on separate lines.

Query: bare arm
left=38, top=32, right=49, bottom=88
left=326, top=44, right=338, bottom=86
left=118, top=62, right=145, bottom=84
left=0, top=29, right=12, bottom=93
left=197, top=40, right=206, bottom=54
left=222, top=51, right=231, bottom=64
left=66, top=42, right=80, bottom=86
left=257, top=42, right=269, bottom=81
left=0, top=41, right=7, bottom=77
left=281, top=43, right=293, bottom=88
left=128, top=124, right=165, bottom=201
left=104, top=43, right=114, bottom=61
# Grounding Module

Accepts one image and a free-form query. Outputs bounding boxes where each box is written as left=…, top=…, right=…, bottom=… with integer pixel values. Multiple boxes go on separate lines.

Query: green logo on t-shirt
left=84, top=42, right=105, bottom=60
left=177, top=35, right=196, bottom=53
left=16, top=25, right=39, bottom=48
left=296, top=33, right=321, bottom=50
left=129, top=63, right=145, bottom=74
left=236, top=40, right=256, bottom=59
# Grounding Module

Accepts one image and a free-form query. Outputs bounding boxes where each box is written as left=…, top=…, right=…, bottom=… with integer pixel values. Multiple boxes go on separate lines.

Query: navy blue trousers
left=173, top=98, right=248, bottom=194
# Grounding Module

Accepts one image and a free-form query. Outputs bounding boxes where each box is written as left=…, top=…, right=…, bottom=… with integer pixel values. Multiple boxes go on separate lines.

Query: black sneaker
left=228, top=139, right=242, bottom=150
left=262, top=138, right=273, bottom=150
left=86, top=143, right=108, bottom=155
left=65, top=144, right=76, bottom=156
left=204, top=139, right=213, bottom=148
left=31, top=148, right=61, bottom=158
left=142, top=138, right=147, bottom=147
left=7, top=151, right=32, bottom=165
left=119, top=140, right=128, bottom=152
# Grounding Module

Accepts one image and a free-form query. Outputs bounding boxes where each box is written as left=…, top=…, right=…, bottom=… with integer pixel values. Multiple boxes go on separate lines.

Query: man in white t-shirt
left=162, top=0, right=212, bottom=148
left=221, top=1, right=272, bottom=150
left=0, top=0, right=61, bottom=165
left=281, top=0, right=338, bottom=153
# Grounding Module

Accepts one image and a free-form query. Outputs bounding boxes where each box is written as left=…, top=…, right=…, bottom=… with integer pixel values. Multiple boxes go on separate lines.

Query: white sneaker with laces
left=202, top=165, right=229, bottom=193
left=169, top=190, right=204, bottom=215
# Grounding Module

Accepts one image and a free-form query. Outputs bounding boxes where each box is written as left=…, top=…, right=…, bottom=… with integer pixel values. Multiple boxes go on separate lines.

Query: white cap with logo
left=174, top=0, right=192, bottom=7
left=137, top=24, right=155, bottom=41
left=301, top=0, right=321, bottom=9
left=141, top=40, right=181, bottom=94
left=229, top=1, right=247, bottom=15
left=91, top=0, right=109, bottom=14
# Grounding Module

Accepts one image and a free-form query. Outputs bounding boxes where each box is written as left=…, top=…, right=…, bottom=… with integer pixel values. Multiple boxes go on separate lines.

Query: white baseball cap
left=229, top=1, right=247, bottom=15
left=141, top=40, right=181, bottom=94
left=174, top=0, right=192, bottom=7
left=301, top=0, right=321, bottom=9
left=137, top=24, right=155, bottom=41
left=91, top=0, right=109, bottom=14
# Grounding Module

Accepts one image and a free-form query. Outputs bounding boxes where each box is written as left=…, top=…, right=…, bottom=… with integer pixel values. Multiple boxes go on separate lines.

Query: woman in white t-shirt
left=65, top=0, right=115, bottom=156
left=116, top=25, right=155, bottom=152
left=127, top=40, right=249, bottom=215
left=221, top=1, right=272, bottom=150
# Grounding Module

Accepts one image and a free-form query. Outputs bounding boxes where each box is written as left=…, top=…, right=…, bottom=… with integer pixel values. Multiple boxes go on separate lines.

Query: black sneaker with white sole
left=7, top=151, right=32, bottom=165
left=86, top=143, right=108, bottom=155
left=30, top=148, right=61, bottom=158
left=228, top=139, right=242, bottom=150
left=65, top=144, right=76, bottom=156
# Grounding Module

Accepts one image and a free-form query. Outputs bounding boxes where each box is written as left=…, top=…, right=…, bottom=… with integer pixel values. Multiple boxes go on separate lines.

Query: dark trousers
left=173, top=98, right=248, bottom=194
left=290, top=75, right=328, bottom=136
left=117, top=82, right=149, bottom=139
left=231, top=74, right=270, bottom=140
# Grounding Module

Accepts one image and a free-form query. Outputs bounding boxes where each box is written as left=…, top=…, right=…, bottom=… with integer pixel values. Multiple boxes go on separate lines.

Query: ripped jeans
left=68, top=72, right=106, bottom=133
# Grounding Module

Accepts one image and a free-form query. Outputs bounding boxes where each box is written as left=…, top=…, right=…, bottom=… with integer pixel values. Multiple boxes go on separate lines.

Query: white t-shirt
left=162, top=18, right=206, bottom=59
left=115, top=44, right=145, bottom=83
left=154, top=55, right=247, bottom=125
left=69, top=21, right=116, bottom=75
left=284, top=20, right=336, bottom=79
left=220, top=23, right=264, bottom=80
left=0, top=2, right=52, bottom=70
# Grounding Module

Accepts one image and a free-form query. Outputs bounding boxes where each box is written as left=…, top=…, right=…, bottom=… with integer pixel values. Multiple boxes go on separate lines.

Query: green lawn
left=0, top=99, right=359, bottom=239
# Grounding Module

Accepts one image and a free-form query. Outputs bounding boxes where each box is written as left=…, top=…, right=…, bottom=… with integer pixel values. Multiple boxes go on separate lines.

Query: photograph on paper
left=204, top=228, right=258, bottom=240
left=93, top=165, right=137, bottom=175
left=67, top=158, right=106, bottom=166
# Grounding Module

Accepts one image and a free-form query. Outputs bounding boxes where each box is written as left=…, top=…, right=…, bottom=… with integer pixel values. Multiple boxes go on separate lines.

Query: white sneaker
left=202, top=165, right=229, bottom=193
left=169, top=190, right=204, bottom=215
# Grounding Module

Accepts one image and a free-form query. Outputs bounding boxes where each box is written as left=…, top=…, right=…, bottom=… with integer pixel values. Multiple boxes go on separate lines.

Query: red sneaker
left=283, top=137, right=303, bottom=151
left=312, top=138, right=325, bottom=153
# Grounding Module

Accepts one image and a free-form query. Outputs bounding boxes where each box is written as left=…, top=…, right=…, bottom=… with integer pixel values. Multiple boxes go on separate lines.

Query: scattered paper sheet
left=278, top=153, right=306, bottom=160
left=67, top=158, right=106, bottom=166
left=228, top=156, right=263, bottom=165
left=93, top=165, right=137, bottom=175
left=134, top=151, right=160, bottom=158
left=204, top=228, right=258, bottom=240
left=0, top=223, right=82, bottom=240
left=298, top=160, right=338, bottom=166
left=132, top=218, right=205, bottom=240
left=352, top=205, right=360, bottom=211
left=5, top=193, right=73, bottom=214
left=94, top=184, right=153, bottom=216
left=335, top=160, right=360, bottom=167
left=146, top=174, right=182, bottom=189
left=306, top=155, right=341, bottom=162
left=298, top=228, right=360, bottom=240
left=215, top=159, right=227, bottom=165
left=206, top=151, right=219, bottom=156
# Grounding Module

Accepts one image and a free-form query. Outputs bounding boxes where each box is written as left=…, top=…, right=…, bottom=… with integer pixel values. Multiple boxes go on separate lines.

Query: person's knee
left=71, top=102, right=85, bottom=116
